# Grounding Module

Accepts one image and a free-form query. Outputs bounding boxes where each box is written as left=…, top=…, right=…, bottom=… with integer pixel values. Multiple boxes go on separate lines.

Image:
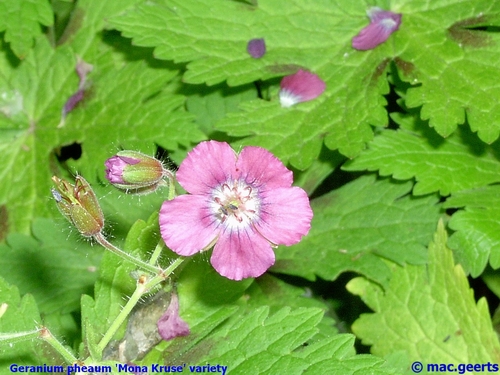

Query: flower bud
left=105, top=151, right=168, bottom=194
left=51, top=175, right=104, bottom=237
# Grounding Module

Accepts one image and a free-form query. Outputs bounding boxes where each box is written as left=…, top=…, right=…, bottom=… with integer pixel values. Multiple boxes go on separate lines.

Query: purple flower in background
left=62, top=90, right=85, bottom=118
left=247, top=38, right=266, bottom=58
left=352, top=7, right=402, bottom=50
left=279, top=69, right=326, bottom=108
left=157, top=293, right=190, bottom=341
left=159, top=141, right=313, bottom=280
left=59, top=58, right=93, bottom=127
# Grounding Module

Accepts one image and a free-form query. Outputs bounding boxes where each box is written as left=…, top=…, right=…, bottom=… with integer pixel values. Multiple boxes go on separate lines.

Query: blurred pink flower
left=352, top=7, right=402, bottom=50
left=157, top=293, right=190, bottom=341
left=59, top=58, right=93, bottom=127
left=247, top=38, right=266, bottom=58
left=279, top=69, right=325, bottom=107
left=159, top=141, right=313, bottom=280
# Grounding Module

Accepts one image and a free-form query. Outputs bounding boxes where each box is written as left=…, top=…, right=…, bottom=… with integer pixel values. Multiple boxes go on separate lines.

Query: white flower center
left=211, top=180, right=260, bottom=228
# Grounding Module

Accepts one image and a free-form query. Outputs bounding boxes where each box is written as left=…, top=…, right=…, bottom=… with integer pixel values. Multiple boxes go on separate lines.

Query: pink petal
left=76, top=58, right=93, bottom=87
left=105, top=156, right=127, bottom=184
left=62, top=89, right=85, bottom=116
left=211, top=227, right=275, bottom=280
left=279, top=70, right=326, bottom=108
left=117, top=155, right=141, bottom=165
left=254, top=187, right=312, bottom=246
left=352, top=7, right=402, bottom=50
left=236, top=146, right=293, bottom=189
left=176, top=141, right=237, bottom=195
left=157, top=293, right=190, bottom=341
left=160, top=195, right=219, bottom=256
left=247, top=38, right=266, bottom=58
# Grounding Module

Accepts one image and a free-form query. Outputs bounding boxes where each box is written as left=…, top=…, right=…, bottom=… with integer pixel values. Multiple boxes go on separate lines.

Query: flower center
left=211, top=180, right=259, bottom=227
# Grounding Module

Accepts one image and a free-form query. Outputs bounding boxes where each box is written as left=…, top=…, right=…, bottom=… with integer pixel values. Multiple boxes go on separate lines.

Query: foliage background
left=1, top=0, right=500, bottom=373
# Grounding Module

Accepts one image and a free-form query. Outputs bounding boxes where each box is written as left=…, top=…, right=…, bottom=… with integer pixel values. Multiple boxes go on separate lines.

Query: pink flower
left=352, top=7, right=402, bottom=50
left=157, top=293, right=190, bottom=341
left=279, top=69, right=326, bottom=108
left=159, top=141, right=313, bottom=281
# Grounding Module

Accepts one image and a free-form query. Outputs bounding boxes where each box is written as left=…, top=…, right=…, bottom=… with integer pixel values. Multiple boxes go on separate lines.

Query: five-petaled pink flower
left=352, top=7, right=402, bottom=50
left=159, top=141, right=313, bottom=281
left=279, top=69, right=326, bottom=108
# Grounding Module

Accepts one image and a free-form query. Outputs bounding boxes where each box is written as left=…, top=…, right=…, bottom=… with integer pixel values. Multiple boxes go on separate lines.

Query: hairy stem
left=95, top=272, right=165, bottom=356
left=40, top=327, right=78, bottom=364
left=149, top=240, right=164, bottom=266
left=94, top=233, right=159, bottom=274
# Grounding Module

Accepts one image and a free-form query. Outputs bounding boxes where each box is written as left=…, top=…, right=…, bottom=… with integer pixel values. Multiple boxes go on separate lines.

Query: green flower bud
left=105, top=151, right=168, bottom=194
left=51, top=176, right=104, bottom=237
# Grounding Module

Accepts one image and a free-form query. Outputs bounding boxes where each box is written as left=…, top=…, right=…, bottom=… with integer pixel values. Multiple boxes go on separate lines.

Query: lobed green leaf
left=444, top=186, right=500, bottom=277
left=273, top=175, right=441, bottom=287
left=0, top=0, right=53, bottom=59
left=344, top=112, right=500, bottom=196
left=349, top=221, right=500, bottom=365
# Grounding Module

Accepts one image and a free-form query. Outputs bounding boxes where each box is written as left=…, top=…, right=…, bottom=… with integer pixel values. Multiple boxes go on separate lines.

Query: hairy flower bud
left=51, top=175, right=104, bottom=237
left=105, top=151, right=168, bottom=194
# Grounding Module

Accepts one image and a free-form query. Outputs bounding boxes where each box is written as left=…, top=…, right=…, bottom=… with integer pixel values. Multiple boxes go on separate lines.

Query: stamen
left=212, top=179, right=260, bottom=226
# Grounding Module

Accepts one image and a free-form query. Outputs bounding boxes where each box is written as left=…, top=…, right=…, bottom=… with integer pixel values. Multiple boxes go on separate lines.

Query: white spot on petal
left=279, top=90, right=302, bottom=108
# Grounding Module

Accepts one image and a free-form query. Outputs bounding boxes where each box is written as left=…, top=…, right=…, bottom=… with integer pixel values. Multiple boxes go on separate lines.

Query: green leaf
left=344, top=112, right=500, bottom=195
left=293, top=146, right=346, bottom=196
left=184, top=82, right=258, bottom=136
left=0, top=0, right=53, bottom=59
left=245, top=274, right=338, bottom=342
left=193, top=307, right=395, bottom=374
left=63, top=54, right=205, bottom=180
left=109, top=0, right=352, bottom=86
left=109, top=0, right=391, bottom=166
left=348, top=221, right=500, bottom=365
left=444, top=186, right=500, bottom=277
left=0, top=0, right=203, bottom=236
left=0, top=33, right=203, bottom=235
left=273, top=175, right=441, bottom=286
left=0, top=37, right=74, bottom=234
left=58, top=0, right=143, bottom=53
left=0, top=218, right=100, bottom=314
left=109, top=0, right=500, bottom=165
left=0, top=277, right=45, bottom=369
left=400, top=1, right=500, bottom=143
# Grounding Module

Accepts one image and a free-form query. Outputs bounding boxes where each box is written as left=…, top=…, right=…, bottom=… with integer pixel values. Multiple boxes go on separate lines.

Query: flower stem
left=95, top=272, right=165, bottom=356
left=164, top=256, right=185, bottom=275
left=94, top=233, right=159, bottom=274
left=165, top=172, right=176, bottom=200
left=40, top=327, right=78, bottom=364
left=149, top=240, right=164, bottom=266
